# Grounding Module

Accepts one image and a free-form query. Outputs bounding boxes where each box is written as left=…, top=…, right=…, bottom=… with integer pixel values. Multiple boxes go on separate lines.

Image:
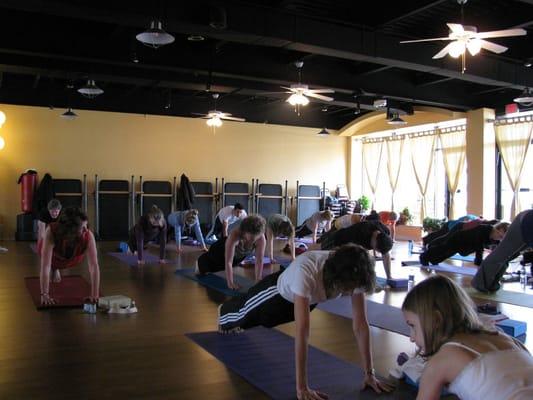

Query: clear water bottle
left=520, top=265, right=527, bottom=289
left=408, top=274, right=415, bottom=291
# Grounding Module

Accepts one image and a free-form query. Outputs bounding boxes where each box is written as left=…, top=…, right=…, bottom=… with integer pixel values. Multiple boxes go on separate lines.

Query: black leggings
left=219, top=271, right=316, bottom=330
left=295, top=225, right=312, bottom=238
left=197, top=237, right=244, bottom=274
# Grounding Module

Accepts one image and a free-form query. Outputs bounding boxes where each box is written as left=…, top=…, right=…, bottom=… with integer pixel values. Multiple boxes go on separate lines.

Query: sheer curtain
left=363, top=140, right=384, bottom=209
left=495, top=121, right=533, bottom=218
left=409, top=133, right=437, bottom=221
left=386, top=136, right=405, bottom=211
left=439, top=128, right=466, bottom=219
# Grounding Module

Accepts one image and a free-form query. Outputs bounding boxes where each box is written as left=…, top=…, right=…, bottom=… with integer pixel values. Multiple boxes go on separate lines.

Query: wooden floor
left=0, top=239, right=531, bottom=399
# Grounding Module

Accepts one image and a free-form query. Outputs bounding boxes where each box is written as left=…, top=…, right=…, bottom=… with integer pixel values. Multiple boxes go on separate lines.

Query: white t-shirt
left=277, top=250, right=363, bottom=304
left=217, top=206, right=247, bottom=226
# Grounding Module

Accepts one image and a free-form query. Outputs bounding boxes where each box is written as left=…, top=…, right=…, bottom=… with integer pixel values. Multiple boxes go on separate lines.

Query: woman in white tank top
left=402, top=275, right=533, bottom=400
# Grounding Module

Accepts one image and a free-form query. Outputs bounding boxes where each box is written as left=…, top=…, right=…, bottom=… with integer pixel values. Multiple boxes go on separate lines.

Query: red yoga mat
left=25, top=275, right=92, bottom=310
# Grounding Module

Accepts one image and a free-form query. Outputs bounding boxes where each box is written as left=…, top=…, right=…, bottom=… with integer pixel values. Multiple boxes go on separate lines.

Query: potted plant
left=422, top=217, right=444, bottom=233
left=398, top=207, right=413, bottom=225
left=356, top=195, right=370, bottom=213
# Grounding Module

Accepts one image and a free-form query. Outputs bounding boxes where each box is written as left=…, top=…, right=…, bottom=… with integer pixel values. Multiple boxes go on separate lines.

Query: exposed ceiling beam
left=377, top=0, right=448, bottom=28
left=0, top=0, right=531, bottom=91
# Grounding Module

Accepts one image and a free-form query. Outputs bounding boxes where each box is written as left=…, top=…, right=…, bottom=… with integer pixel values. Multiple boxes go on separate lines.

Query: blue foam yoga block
left=496, top=319, right=527, bottom=337
left=387, top=278, right=409, bottom=288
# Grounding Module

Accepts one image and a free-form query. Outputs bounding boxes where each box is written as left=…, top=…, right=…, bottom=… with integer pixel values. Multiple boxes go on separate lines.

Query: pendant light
left=136, top=20, right=175, bottom=49
left=78, top=79, right=104, bottom=98
left=61, top=108, right=78, bottom=120
left=513, top=88, right=533, bottom=107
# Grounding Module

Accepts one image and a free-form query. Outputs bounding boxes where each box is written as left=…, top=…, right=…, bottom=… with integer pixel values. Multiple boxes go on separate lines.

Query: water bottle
left=408, top=274, right=415, bottom=291
left=520, top=265, right=527, bottom=289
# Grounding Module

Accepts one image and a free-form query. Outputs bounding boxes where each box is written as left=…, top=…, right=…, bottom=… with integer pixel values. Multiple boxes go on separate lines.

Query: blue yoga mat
left=401, top=261, right=477, bottom=276
left=449, top=253, right=475, bottom=262
left=317, top=298, right=410, bottom=337
left=186, top=326, right=412, bottom=400
left=108, top=252, right=162, bottom=266
left=174, top=268, right=254, bottom=296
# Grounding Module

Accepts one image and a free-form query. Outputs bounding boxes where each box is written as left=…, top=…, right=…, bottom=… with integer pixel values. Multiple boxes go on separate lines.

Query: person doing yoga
left=39, top=207, right=100, bottom=305
left=402, top=275, right=533, bottom=400
left=218, top=244, right=393, bottom=399
left=266, top=213, right=296, bottom=262
left=127, top=205, right=167, bottom=265
left=167, top=209, right=208, bottom=253
left=208, top=203, right=247, bottom=240
left=36, top=198, right=62, bottom=254
left=420, top=222, right=509, bottom=266
left=197, top=215, right=266, bottom=289
left=295, top=210, right=334, bottom=243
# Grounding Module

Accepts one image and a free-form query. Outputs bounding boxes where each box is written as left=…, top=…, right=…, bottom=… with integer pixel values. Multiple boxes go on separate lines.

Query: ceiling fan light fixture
left=287, top=93, right=309, bottom=106
left=136, top=20, right=175, bottom=49
left=466, top=39, right=482, bottom=56
left=317, top=127, right=330, bottom=137
left=206, top=116, right=223, bottom=127
left=514, top=88, right=533, bottom=106
left=77, top=79, right=104, bottom=98
left=449, top=41, right=466, bottom=58
left=61, top=108, right=78, bottom=120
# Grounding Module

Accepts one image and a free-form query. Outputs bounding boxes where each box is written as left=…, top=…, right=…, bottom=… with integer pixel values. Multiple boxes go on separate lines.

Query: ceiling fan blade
left=447, top=23, right=464, bottom=34
left=306, top=88, right=335, bottom=93
left=191, top=112, right=208, bottom=117
left=400, top=37, right=451, bottom=43
left=221, top=116, right=246, bottom=122
left=259, top=91, right=292, bottom=95
left=432, top=43, right=454, bottom=59
left=476, top=28, right=526, bottom=39
left=478, top=39, right=508, bottom=54
left=305, top=92, right=334, bottom=101
left=280, top=86, right=295, bottom=91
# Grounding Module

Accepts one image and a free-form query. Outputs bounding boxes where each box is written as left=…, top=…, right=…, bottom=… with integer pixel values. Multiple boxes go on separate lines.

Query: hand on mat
left=201, top=246, right=208, bottom=252
left=137, top=259, right=145, bottom=266
left=227, top=281, right=240, bottom=290
left=297, top=387, right=329, bottom=400
left=159, top=259, right=167, bottom=264
left=175, top=247, right=182, bottom=254
left=41, top=293, right=56, bottom=306
left=361, top=375, right=394, bottom=394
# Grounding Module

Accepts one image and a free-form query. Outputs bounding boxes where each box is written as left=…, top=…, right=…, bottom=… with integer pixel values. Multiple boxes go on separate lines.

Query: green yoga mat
left=464, top=287, right=533, bottom=308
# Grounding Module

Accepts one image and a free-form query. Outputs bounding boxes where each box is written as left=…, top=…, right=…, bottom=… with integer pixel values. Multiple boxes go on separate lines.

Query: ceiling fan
left=400, top=23, right=526, bottom=73
left=265, top=61, right=335, bottom=115
left=193, top=93, right=245, bottom=128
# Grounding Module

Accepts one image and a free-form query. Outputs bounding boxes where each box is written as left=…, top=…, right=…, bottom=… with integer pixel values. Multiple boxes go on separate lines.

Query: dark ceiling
left=0, top=0, right=532, bottom=129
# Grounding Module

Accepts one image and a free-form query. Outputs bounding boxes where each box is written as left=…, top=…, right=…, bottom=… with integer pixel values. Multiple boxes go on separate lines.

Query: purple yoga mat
left=401, top=261, right=477, bottom=276
left=295, top=237, right=314, bottom=244
left=108, top=252, right=162, bottom=266
left=186, top=327, right=413, bottom=400
left=317, top=298, right=410, bottom=337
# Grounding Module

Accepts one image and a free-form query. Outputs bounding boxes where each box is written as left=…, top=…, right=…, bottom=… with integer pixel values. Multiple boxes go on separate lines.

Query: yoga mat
left=464, top=287, right=533, bottom=308
left=317, top=298, right=410, bottom=337
left=186, top=327, right=412, bottom=400
left=108, top=252, right=162, bottom=266
left=449, top=254, right=475, bottom=262
left=174, top=269, right=254, bottom=296
left=295, top=237, right=314, bottom=244
left=401, top=261, right=477, bottom=276
left=25, top=275, right=92, bottom=310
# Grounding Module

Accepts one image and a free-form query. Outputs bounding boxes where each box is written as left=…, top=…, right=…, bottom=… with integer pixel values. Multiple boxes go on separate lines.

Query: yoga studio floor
left=0, top=239, right=531, bottom=399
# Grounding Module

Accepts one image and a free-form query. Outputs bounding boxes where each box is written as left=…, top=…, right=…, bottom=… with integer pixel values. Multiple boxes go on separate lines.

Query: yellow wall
left=0, top=104, right=348, bottom=238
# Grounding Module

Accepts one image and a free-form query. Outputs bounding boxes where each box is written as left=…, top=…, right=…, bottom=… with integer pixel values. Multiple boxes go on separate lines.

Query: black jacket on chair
left=177, top=174, right=196, bottom=211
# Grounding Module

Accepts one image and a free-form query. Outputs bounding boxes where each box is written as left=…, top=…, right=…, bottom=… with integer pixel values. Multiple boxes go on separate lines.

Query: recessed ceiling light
left=524, top=61, right=532, bottom=68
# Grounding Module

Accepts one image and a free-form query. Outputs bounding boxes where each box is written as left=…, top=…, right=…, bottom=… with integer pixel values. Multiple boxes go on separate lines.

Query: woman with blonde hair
left=295, top=210, right=334, bottom=243
left=167, top=209, right=208, bottom=253
left=127, top=205, right=167, bottom=265
left=402, top=275, right=533, bottom=399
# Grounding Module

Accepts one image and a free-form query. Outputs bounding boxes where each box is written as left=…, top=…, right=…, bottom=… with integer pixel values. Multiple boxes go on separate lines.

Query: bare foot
left=53, top=269, right=62, bottom=283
